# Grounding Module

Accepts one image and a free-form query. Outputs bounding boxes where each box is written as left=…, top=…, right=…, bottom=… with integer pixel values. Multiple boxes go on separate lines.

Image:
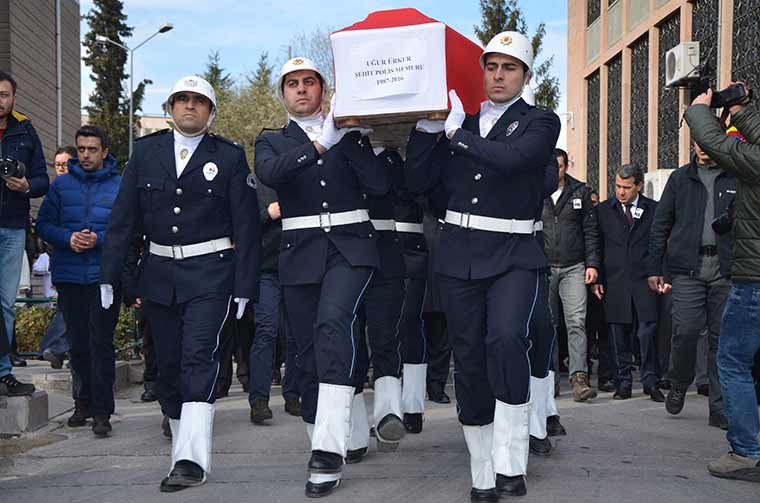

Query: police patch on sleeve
left=246, top=173, right=257, bottom=189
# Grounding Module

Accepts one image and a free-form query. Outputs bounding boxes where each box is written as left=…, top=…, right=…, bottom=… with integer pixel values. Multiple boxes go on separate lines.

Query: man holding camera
left=685, top=83, right=760, bottom=481
left=649, top=140, right=735, bottom=429
left=0, top=71, right=48, bottom=397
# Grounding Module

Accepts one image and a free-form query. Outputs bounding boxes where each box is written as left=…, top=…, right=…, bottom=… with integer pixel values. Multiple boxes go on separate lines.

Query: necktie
left=625, top=204, right=634, bottom=226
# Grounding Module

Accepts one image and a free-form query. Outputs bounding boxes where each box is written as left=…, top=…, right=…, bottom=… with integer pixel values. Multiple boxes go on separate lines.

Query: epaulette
left=135, top=128, right=171, bottom=142
left=209, top=133, right=244, bottom=149
left=258, top=126, right=286, bottom=135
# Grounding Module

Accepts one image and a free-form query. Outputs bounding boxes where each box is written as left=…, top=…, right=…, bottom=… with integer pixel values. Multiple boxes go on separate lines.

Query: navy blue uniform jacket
left=100, top=130, right=261, bottom=306
left=405, top=98, right=561, bottom=280
left=254, top=121, right=389, bottom=286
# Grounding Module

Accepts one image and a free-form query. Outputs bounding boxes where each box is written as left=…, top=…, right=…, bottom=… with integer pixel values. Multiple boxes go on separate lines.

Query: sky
left=79, top=0, right=569, bottom=146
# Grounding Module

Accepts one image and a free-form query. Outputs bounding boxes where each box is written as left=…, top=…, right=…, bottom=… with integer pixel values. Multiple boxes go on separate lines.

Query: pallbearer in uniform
left=406, top=32, right=560, bottom=501
left=100, top=76, right=261, bottom=492
left=255, top=57, right=388, bottom=498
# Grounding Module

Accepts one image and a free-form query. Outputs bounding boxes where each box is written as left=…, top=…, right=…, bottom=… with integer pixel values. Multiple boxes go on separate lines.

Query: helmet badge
left=500, top=35, right=513, bottom=46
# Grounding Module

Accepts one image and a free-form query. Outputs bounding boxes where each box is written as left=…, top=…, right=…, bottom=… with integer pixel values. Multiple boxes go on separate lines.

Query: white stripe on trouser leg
left=402, top=364, right=427, bottom=414
left=492, top=400, right=530, bottom=477
left=373, top=376, right=403, bottom=427
left=462, top=423, right=495, bottom=490
left=545, top=370, right=559, bottom=417
left=206, top=296, right=233, bottom=402
left=312, top=383, right=354, bottom=457
left=172, top=402, right=215, bottom=474
left=528, top=376, right=549, bottom=440
left=348, top=393, right=370, bottom=450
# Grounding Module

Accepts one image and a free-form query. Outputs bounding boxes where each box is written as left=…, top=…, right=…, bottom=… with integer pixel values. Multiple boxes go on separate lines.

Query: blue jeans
left=718, top=282, right=760, bottom=459
left=0, top=227, right=25, bottom=378
left=38, top=303, right=70, bottom=357
left=249, top=273, right=281, bottom=403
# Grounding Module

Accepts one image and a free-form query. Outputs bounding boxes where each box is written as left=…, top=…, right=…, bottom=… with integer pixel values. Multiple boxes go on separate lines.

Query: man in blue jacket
left=0, top=71, right=49, bottom=397
left=36, top=125, right=121, bottom=437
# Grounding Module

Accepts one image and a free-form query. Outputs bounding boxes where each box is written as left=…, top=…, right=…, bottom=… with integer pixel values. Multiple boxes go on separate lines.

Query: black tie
left=625, top=204, right=634, bottom=227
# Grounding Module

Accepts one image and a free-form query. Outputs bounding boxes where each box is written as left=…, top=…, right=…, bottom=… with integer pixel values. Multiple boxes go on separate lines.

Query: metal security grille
left=587, top=70, right=601, bottom=192
left=692, top=0, right=720, bottom=89
left=630, top=35, right=649, bottom=172
left=588, top=0, right=601, bottom=26
left=607, top=54, right=623, bottom=196
left=732, top=0, right=760, bottom=112
left=658, top=13, right=681, bottom=170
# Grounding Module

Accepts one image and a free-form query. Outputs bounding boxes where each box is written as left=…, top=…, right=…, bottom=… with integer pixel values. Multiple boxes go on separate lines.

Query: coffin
left=330, top=8, right=485, bottom=147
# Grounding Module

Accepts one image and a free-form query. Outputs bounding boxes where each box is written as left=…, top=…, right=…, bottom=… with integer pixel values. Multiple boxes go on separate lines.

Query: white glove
left=316, top=96, right=345, bottom=150
left=444, top=89, right=466, bottom=139
left=234, top=297, right=249, bottom=320
left=416, top=119, right=445, bottom=133
left=100, top=284, right=113, bottom=310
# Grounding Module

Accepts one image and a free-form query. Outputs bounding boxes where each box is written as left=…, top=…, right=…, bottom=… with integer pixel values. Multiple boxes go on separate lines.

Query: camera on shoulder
left=0, top=157, right=25, bottom=178
left=710, top=83, right=753, bottom=109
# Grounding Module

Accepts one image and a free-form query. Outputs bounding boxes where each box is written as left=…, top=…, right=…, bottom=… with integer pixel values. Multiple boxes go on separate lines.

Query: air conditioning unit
left=665, top=42, right=700, bottom=87
left=644, top=169, right=674, bottom=201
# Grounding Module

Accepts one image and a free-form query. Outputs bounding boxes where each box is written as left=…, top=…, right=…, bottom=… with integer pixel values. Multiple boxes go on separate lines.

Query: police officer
left=255, top=57, right=388, bottom=498
left=406, top=32, right=560, bottom=501
left=100, top=75, right=261, bottom=492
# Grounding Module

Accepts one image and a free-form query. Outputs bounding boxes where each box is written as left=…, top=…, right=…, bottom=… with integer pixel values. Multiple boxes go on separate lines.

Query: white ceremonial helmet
left=166, top=75, right=217, bottom=135
left=480, top=31, right=534, bottom=73
left=522, top=85, right=536, bottom=106
left=275, top=57, right=328, bottom=103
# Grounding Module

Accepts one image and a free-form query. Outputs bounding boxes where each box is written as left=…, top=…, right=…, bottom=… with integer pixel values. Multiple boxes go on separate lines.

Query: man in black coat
left=594, top=165, right=663, bottom=402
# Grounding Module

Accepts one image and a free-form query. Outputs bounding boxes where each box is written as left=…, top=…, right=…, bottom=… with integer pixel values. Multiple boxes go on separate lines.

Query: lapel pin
left=505, top=121, right=520, bottom=136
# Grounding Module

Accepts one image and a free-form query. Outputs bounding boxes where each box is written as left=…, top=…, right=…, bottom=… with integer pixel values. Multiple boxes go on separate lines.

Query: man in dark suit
left=100, top=75, right=261, bottom=492
left=593, top=164, right=663, bottom=402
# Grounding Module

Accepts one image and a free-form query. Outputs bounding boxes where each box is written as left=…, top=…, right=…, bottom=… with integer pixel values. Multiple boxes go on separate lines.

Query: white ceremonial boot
left=493, top=400, right=530, bottom=497
left=401, top=363, right=427, bottom=434
left=306, top=384, right=353, bottom=497
left=373, top=376, right=406, bottom=452
left=528, top=375, right=553, bottom=456
left=462, top=423, right=498, bottom=502
left=545, top=370, right=567, bottom=436
left=161, top=402, right=214, bottom=492
left=346, top=392, right=370, bottom=463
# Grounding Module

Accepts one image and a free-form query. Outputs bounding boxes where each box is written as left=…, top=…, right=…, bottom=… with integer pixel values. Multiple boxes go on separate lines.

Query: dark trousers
left=586, top=289, right=613, bottom=381
left=401, top=277, right=428, bottom=364
left=439, top=269, right=540, bottom=425
left=144, top=294, right=231, bottom=419
left=279, top=303, right=301, bottom=401
left=424, top=312, right=450, bottom=392
left=139, top=308, right=157, bottom=384
left=216, top=315, right=237, bottom=395
left=359, top=272, right=404, bottom=378
left=249, top=272, right=281, bottom=402
left=609, top=318, right=660, bottom=389
left=528, top=271, right=554, bottom=378
left=235, top=311, right=254, bottom=387
left=282, top=245, right=373, bottom=423
left=57, top=283, right=120, bottom=417
left=38, top=302, right=70, bottom=357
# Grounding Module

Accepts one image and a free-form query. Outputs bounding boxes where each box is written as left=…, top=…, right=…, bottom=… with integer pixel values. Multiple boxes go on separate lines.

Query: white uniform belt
left=534, top=221, right=544, bottom=232
left=149, top=237, right=233, bottom=260
left=395, top=222, right=424, bottom=234
left=370, top=219, right=397, bottom=231
left=281, top=209, right=370, bottom=231
left=444, top=210, right=535, bottom=234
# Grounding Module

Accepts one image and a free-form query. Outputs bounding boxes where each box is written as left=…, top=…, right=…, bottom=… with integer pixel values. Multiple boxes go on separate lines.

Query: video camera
left=710, top=83, right=753, bottom=109
left=0, top=157, right=25, bottom=178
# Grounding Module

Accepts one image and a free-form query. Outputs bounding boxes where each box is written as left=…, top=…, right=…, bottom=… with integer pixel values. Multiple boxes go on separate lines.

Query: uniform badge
left=633, top=207, right=644, bottom=219
left=246, top=173, right=257, bottom=189
left=203, top=162, right=218, bottom=181
left=572, top=198, right=582, bottom=209
left=179, top=148, right=189, bottom=161
left=505, top=121, right=520, bottom=136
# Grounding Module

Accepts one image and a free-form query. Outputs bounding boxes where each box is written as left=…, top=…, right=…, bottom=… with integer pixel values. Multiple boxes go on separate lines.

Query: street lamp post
left=96, top=22, right=173, bottom=158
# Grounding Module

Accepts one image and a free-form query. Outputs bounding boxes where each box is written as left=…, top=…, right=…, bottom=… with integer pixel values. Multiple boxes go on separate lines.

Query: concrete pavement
left=0, top=377, right=757, bottom=503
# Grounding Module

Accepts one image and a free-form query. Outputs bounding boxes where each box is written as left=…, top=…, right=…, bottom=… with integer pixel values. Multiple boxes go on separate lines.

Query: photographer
left=0, top=71, right=48, bottom=397
left=685, top=82, right=760, bottom=482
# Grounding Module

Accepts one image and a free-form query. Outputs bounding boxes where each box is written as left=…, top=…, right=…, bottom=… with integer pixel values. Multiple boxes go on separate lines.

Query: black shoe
left=214, top=385, right=229, bottom=399
left=709, top=413, right=729, bottom=430
left=369, top=426, right=376, bottom=438
left=376, top=413, right=405, bottom=452
left=9, top=353, right=27, bottom=367
left=0, top=374, right=35, bottom=396
left=666, top=387, right=687, bottom=415
left=597, top=379, right=616, bottom=392
left=644, top=386, right=665, bottom=403
left=42, top=349, right=64, bottom=370
left=141, top=384, right=157, bottom=402
left=403, top=413, right=423, bottom=433
left=67, top=400, right=90, bottom=427
left=308, top=450, right=343, bottom=474
left=271, top=369, right=282, bottom=386
left=162, top=415, right=172, bottom=438
left=160, top=460, right=206, bottom=492
left=496, top=473, right=527, bottom=497
left=284, top=398, right=301, bottom=417
left=546, top=415, right=567, bottom=436
left=305, top=478, right=340, bottom=498
left=657, top=379, right=672, bottom=391
left=345, top=447, right=368, bottom=464
left=427, top=387, right=451, bottom=404
left=250, top=399, right=273, bottom=424
left=529, top=435, right=553, bottom=456
left=470, top=487, right=499, bottom=502
left=613, top=386, right=632, bottom=400
left=92, top=415, right=112, bottom=437
left=697, top=384, right=710, bottom=397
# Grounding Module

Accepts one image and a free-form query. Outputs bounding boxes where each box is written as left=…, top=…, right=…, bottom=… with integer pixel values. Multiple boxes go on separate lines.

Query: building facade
left=567, top=0, right=760, bottom=198
left=81, top=113, right=172, bottom=139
